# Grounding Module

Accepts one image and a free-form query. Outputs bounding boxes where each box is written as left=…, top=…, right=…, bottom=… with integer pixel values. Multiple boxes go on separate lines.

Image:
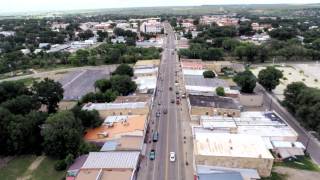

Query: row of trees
left=283, top=82, right=320, bottom=136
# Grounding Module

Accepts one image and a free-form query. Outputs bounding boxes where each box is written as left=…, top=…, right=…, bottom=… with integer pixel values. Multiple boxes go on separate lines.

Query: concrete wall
left=195, top=155, right=273, bottom=177
left=239, top=93, right=264, bottom=107
left=98, top=108, right=150, bottom=119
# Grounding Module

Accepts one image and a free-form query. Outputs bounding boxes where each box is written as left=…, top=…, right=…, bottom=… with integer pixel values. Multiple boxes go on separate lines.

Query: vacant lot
left=0, top=156, right=64, bottom=180
left=251, top=64, right=320, bottom=100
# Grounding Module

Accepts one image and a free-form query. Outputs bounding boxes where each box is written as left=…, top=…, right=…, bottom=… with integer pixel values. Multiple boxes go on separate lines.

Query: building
left=193, top=132, right=274, bottom=177
left=111, top=36, right=126, bottom=44
left=47, top=44, right=70, bottom=53
left=134, top=59, right=160, bottom=69
left=82, top=102, right=149, bottom=118
left=196, top=165, right=260, bottom=180
left=134, top=76, right=157, bottom=94
left=188, top=95, right=241, bottom=117
left=76, top=151, right=140, bottom=180
left=239, top=93, right=263, bottom=107
left=134, top=67, right=158, bottom=77
left=199, top=111, right=299, bottom=145
left=140, top=20, right=162, bottom=34
left=0, top=31, right=15, bottom=37
left=200, top=15, right=239, bottom=27
left=114, top=94, right=151, bottom=104
left=84, top=115, right=147, bottom=142
left=51, top=22, right=69, bottom=31
left=182, top=69, right=206, bottom=76
left=66, top=155, right=88, bottom=179
left=100, top=135, right=144, bottom=152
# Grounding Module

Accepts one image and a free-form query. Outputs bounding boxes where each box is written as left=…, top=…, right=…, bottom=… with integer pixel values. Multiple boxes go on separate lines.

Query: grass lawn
left=16, top=77, right=40, bottom=86
left=31, top=157, right=65, bottom=180
left=275, top=156, right=320, bottom=172
left=261, top=172, right=288, bottom=180
left=0, top=155, right=65, bottom=180
left=0, top=155, right=37, bottom=180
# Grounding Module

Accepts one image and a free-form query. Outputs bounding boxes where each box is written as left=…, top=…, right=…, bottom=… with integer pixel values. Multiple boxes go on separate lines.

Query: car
left=169, top=152, right=176, bottom=162
left=156, top=112, right=160, bottom=117
left=169, top=87, right=173, bottom=91
left=176, top=91, right=179, bottom=95
left=171, top=99, right=175, bottom=103
left=152, top=132, right=159, bottom=142
left=149, top=150, right=156, bottom=160
left=163, top=109, right=168, bottom=114
left=176, top=100, right=180, bottom=105
left=158, top=101, right=161, bottom=105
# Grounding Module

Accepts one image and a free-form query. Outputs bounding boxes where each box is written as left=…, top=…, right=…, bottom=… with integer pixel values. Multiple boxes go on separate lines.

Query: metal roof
left=82, top=151, right=140, bottom=169
left=82, top=102, right=147, bottom=111
left=184, top=75, right=228, bottom=87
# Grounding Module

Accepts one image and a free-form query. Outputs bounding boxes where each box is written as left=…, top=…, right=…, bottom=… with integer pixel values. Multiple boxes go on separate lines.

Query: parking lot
left=58, top=65, right=117, bottom=100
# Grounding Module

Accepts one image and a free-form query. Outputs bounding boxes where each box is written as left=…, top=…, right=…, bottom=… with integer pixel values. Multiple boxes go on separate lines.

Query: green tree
left=233, top=70, right=257, bottom=93
left=258, top=66, right=283, bottom=91
left=42, top=111, right=82, bottom=158
left=216, top=87, right=225, bottom=96
left=203, top=70, right=216, bottom=78
left=32, top=78, right=64, bottom=113
left=0, top=81, right=30, bottom=103
left=94, top=79, right=111, bottom=92
left=283, top=82, right=307, bottom=113
left=0, top=95, right=41, bottom=115
left=97, top=30, right=108, bottom=42
left=112, top=64, right=133, bottom=77
left=222, top=38, right=240, bottom=52
left=71, top=105, right=102, bottom=129
left=110, top=75, right=137, bottom=95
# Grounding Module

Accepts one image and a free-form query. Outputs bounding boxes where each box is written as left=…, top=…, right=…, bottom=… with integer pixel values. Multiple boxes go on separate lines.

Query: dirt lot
left=274, top=166, right=320, bottom=180
left=251, top=64, right=320, bottom=100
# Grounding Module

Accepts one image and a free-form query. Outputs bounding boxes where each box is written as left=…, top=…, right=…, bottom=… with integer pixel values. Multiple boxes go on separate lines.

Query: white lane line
left=62, top=70, right=87, bottom=88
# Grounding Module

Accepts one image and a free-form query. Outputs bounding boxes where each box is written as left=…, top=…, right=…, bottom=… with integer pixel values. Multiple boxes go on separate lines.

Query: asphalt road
left=255, top=84, right=320, bottom=165
left=139, top=22, right=185, bottom=180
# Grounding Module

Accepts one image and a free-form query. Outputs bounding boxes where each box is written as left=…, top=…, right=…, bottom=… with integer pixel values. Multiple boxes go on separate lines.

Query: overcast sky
left=1, top=0, right=319, bottom=13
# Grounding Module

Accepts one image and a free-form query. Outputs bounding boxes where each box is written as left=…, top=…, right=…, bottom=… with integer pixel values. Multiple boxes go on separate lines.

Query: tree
left=0, top=81, right=30, bottom=103
left=112, top=64, right=133, bottom=77
left=269, top=27, right=297, bottom=41
left=71, top=105, right=102, bottom=129
left=94, top=79, right=111, bottom=92
left=216, top=87, right=225, bottom=96
left=222, top=38, right=240, bottom=52
left=42, top=111, right=82, bottom=158
left=283, top=82, right=307, bottom=113
left=33, top=78, right=64, bottom=113
left=97, top=30, right=108, bottom=42
left=203, top=70, right=216, bottom=78
left=258, top=66, right=283, bottom=91
left=0, top=95, right=41, bottom=115
left=110, top=75, right=137, bottom=95
left=233, top=70, right=257, bottom=93
left=201, top=48, right=224, bottom=60
left=78, top=30, right=94, bottom=40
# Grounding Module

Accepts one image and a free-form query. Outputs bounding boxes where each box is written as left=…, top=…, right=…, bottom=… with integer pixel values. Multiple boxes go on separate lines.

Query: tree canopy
left=203, top=70, right=216, bottom=78
left=233, top=70, right=257, bottom=93
left=258, top=66, right=283, bottom=91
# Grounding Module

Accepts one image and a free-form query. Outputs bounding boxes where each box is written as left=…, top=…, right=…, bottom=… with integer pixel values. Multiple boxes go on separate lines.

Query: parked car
left=169, top=87, right=173, bottom=91
left=169, top=152, right=176, bottom=162
left=152, top=132, right=159, bottom=142
left=171, top=99, right=175, bottom=103
left=156, top=112, right=161, bottom=117
left=149, top=150, right=156, bottom=160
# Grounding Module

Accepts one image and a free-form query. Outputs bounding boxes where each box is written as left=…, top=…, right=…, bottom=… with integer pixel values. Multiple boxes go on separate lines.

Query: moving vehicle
left=152, top=132, right=159, bottom=142
left=171, top=99, right=175, bottom=103
left=169, top=152, right=176, bottom=162
left=169, top=87, right=173, bottom=91
left=163, top=109, right=168, bottom=114
left=176, top=100, right=180, bottom=105
left=156, top=112, right=160, bottom=117
left=149, top=150, right=156, bottom=160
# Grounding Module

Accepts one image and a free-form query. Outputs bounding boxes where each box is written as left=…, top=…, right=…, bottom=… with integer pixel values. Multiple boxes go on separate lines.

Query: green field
left=275, top=157, right=320, bottom=172
left=0, top=155, right=65, bottom=180
left=261, top=172, right=288, bottom=180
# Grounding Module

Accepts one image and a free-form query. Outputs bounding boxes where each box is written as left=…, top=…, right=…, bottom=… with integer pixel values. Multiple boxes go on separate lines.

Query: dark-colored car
left=149, top=150, right=156, bottom=160
left=169, top=87, right=173, bottom=91
left=163, top=109, right=168, bottom=114
left=152, top=132, right=159, bottom=142
left=171, top=99, right=175, bottom=103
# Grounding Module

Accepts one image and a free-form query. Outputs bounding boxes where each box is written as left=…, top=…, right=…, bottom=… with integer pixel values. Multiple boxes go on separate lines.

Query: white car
left=169, top=152, right=176, bottom=162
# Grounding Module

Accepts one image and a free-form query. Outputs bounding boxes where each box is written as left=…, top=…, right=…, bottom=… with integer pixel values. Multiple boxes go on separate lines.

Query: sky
left=1, top=0, right=319, bottom=13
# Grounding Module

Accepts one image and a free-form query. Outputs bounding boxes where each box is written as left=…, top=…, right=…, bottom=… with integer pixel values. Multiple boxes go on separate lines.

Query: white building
left=140, top=20, right=162, bottom=34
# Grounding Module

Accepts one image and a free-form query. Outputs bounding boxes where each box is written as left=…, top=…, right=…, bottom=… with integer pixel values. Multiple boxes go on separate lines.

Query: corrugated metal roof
left=82, top=102, right=147, bottom=111
left=104, top=115, right=128, bottom=124
left=82, top=151, right=140, bottom=169
left=184, top=75, right=227, bottom=87
left=100, top=141, right=119, bottom=151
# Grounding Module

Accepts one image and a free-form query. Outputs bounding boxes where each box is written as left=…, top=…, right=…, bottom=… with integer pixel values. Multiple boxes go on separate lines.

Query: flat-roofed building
left=194, top=132, right=274, bottom=177
left=188, top=95, right=241, bottom=117
left=82, top=102, right=149, bottom=118
left=84, top=115, right=147, bottom=142
left=114, top=94, right=151, bottom=104
left=134, top=67, right=158, bottom=77
left=100, top=135, right=144, bottom=152
left=76, top=151, right=139, bottom=180
left=134, top=59, right=160, bottom=69
left=134, top=76, right=157, bottom=94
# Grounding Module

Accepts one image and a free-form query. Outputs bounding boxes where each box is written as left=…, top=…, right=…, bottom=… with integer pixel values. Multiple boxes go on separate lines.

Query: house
left=0, top=31, right=15, bottom=37
left=82, top=102, right=149, bottom=118
left=193, top=132, right=274, bottom=177
left=111, top=36, right=126, bottom=44
left=66, top=155, right=88, bottom=180
left=20, top=49, right=31, bottom=55
left=188, top=95, right=241, bottom=117
left=134, top=67, right=158, bottom=77
left=75, top=151, right=140, bottom=180
left=140, top=20, right=162, bottom=33
left=134, top=76, right=157, bottom=94
left=84, top=115, right=147, bottom=142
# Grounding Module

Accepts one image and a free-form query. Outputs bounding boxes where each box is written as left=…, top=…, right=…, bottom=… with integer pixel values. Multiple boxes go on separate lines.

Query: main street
left=137, top=22, right=186, bottom=180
